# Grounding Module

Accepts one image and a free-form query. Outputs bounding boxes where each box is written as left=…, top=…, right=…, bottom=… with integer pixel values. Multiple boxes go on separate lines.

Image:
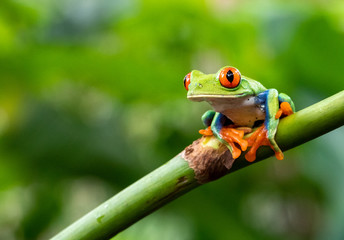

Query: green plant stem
left=51, top=91, right=344, bottom=240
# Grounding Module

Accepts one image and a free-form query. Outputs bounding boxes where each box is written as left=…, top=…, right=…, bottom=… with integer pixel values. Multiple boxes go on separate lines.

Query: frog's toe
left=275, top=151, right=284, bottom=160
left=245, top=126, right=267, bottom=162
left=275, top=102, right=294, bottom=119
left=227, top=141, right=242, bottom=159
left=199, top=126, right=213, bottom=136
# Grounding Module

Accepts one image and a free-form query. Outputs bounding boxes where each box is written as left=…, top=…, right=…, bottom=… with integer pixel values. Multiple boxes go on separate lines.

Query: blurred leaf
left=0, top=0, right=343, bottom=239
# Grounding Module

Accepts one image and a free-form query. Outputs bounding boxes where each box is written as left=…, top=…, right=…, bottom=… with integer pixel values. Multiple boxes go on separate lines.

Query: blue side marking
left=255, top=91, right=268, bottom=105
left=256, top=90, right=270, bottom=129
left=210, top=112, right=228, bottom=141
left=213, top=113, right=227, bottom=132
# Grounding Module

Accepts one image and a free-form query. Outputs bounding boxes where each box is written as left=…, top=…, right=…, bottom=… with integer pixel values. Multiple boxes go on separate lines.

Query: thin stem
left=51, top=91, right=344, bottom=240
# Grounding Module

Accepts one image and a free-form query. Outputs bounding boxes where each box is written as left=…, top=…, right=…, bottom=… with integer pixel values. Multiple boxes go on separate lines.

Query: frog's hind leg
left=246, top=125, right=283, bottom=162
left=198, top=111, right=250, bottom=159
left=245, top=89, right=284, bottom=162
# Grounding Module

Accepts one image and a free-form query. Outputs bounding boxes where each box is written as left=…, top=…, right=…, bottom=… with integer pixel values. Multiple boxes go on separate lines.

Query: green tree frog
left=184, top=66, right=295, bottom=162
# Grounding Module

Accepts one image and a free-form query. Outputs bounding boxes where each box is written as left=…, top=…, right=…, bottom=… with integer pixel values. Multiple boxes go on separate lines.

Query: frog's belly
left=207, top=96, right=265, bottom=127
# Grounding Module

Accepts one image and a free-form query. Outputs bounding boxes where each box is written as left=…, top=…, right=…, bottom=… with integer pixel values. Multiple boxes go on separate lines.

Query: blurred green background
left=0, top=0, right=343, bottom=239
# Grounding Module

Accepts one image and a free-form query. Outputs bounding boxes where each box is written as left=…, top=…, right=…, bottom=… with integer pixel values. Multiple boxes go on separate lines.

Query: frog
left=183, top=66, right=295, bottom=162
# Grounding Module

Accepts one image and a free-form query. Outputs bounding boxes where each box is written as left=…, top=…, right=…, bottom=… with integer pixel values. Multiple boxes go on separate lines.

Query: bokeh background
left=0, top=0, right=343, bottom=239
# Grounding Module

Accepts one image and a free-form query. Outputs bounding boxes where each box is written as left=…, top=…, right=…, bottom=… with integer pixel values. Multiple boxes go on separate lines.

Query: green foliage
left=0, top=0, right=343, bottom=239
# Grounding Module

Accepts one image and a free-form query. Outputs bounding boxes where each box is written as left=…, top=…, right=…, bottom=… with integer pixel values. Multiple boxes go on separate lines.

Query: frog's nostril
left=198, top=83, right=203, bottom=88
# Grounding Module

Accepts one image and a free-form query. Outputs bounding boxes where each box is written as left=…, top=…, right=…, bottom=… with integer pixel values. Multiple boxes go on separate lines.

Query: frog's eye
left=219, top=67, right=241, bottom=88
left=184, top=72, right=191, bottom=91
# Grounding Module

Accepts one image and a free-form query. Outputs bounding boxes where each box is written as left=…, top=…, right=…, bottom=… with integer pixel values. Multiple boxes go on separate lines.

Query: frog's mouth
left=187, top=94, right=247, bottom=102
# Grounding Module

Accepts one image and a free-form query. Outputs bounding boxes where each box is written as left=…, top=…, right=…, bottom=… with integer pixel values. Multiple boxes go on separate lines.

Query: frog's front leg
left=245, top=89, right=294, bottom=162
left=200, top=112, right=248, bottom=159
left=198, top=110, right=215, bottom=136
left=275, top=93, right=295, bottom=119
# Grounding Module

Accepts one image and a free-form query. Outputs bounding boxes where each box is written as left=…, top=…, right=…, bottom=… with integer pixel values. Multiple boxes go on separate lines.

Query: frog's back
left=242, top=76, right=267, bottom=94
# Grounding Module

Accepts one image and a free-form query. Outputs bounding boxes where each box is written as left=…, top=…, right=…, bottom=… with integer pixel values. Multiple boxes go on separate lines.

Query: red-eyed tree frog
left=184, top=66, right=295, bottom=162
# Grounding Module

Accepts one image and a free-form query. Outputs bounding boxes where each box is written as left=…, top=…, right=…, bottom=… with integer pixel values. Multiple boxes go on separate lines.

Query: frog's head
left=184, top=66, right=256, bottom=101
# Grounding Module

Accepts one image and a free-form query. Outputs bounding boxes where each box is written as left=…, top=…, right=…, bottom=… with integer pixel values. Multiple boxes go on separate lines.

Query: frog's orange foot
left=219, top=127, right=249, bottom=159
left=245, top=126, right=284, bottom=162
left=275, top=102, right=294, bottom=119
left=199, top=126, right=213, bottom=136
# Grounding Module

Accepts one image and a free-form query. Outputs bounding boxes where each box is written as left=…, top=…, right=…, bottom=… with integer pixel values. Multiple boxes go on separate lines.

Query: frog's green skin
left=187, top=66, right=295, bottom=159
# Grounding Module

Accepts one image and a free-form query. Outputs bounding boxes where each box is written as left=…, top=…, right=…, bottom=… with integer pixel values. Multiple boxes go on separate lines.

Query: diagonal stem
left=51, top=91, right=344, bottom=240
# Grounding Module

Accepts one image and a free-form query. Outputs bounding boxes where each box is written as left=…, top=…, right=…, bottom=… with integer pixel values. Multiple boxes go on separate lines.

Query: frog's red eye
left=184, top=72, right=191, bottom=91
left=219, top=67, right=241, bottom=88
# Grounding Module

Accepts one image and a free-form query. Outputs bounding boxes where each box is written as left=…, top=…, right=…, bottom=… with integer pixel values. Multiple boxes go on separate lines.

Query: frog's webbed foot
left=275, top=102, right=294, bottom=119
left=219, top=127, right=251, bottom=159
left=199, top=126, right=251, bottom=159
left=245, top=126, right=283, bottom=162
